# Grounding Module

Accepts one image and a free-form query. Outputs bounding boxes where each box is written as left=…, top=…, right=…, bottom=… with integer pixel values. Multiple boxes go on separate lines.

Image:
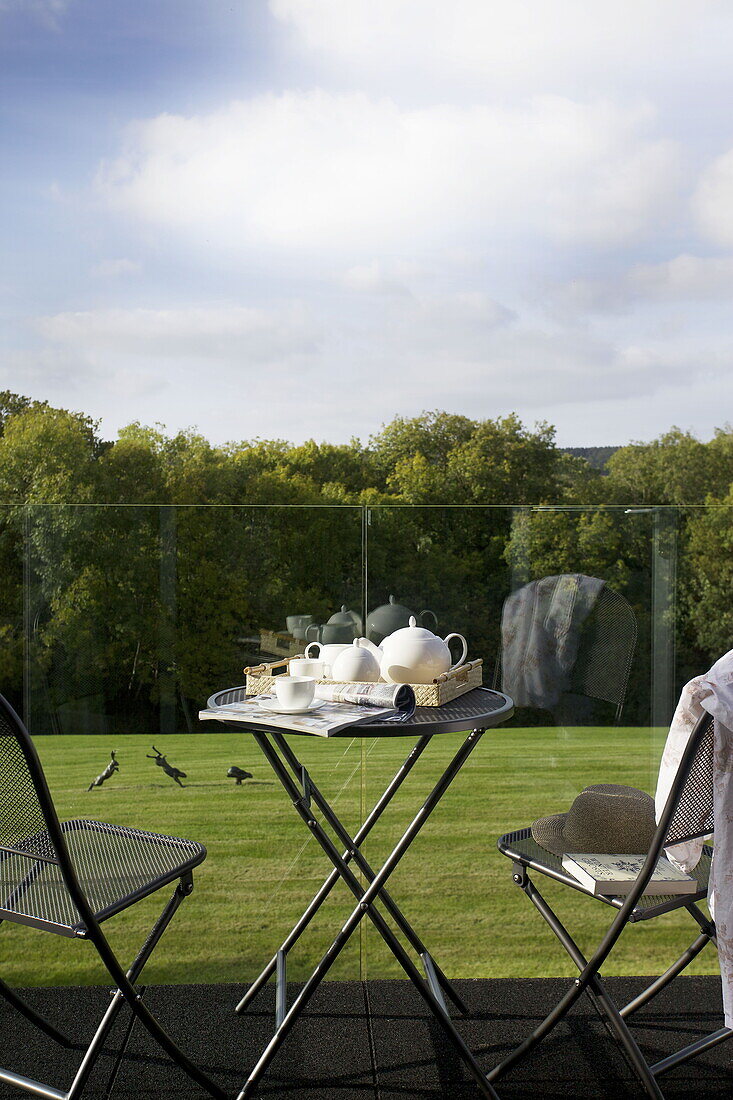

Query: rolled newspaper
left=315, top=681, right=416, bottom=721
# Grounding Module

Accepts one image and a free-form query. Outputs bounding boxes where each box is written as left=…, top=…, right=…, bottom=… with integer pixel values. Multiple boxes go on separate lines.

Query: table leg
left=236, top=728, right=497, bottom=1100
left=236, top=733, right=433, bottom=1014
left=271, top=729, right=468, bottom=1014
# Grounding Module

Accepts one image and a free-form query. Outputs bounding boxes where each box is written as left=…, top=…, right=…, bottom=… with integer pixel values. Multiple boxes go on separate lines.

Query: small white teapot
left=378, top=617, right=468, bottom=684
left=330, top=639, right=381, bottom=683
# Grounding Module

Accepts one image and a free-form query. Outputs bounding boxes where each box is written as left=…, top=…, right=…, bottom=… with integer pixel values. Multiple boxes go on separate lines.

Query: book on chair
left=561, top=853, right=698, bottom=896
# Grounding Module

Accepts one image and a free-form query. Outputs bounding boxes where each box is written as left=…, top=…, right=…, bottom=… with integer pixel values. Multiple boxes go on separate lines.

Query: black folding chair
left=490, top=711, right=733, bottom=1097
left=0, top=692, right=225, bottom=1100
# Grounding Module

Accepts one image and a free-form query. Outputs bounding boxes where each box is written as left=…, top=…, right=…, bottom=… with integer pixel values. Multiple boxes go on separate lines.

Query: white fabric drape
left=655, top=649, right=733, bottom=1027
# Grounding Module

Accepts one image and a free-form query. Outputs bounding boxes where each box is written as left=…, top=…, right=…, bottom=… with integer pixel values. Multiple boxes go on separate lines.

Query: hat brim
left=531, top=784, right=656, bottom=857
left=530, top=811, right=569, bottom=856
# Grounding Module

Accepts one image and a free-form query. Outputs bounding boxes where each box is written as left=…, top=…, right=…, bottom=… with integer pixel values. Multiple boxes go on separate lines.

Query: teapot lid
left=369, top=594, right=413, bottom=617
left=385, top=615, right=438, bottom=641
left=327, top=604, right=357, bottom=626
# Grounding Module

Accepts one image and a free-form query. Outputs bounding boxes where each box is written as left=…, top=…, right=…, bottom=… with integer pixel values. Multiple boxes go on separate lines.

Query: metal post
left=158, top=506, right=177, bottom=736
left=22, top=506, right=32, bottom=732
left=651, top=506, right=677, bottom=731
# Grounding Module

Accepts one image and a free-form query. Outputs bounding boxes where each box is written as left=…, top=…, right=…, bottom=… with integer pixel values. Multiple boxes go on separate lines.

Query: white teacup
left=289, top=658, right=325, bottom=679
left=304, top=642, right=351, bottom=677
left=275, top=676, right=315, bottom=709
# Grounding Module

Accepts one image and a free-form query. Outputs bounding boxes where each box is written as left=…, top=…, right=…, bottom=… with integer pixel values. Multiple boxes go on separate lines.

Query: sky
left=3, top=0, right=733, bottom=448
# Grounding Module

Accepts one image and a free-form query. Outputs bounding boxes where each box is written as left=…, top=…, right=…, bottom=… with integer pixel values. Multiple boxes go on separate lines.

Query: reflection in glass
left=7, top=501, right=726, bottom=987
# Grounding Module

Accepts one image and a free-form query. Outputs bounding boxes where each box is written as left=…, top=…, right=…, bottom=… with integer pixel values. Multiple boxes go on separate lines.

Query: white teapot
left=330, top=639, right=381, bottom=683
left=369, top=617, right=468, bottom=684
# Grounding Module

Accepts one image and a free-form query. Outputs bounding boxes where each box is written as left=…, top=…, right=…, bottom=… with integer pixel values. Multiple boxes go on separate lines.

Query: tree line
left=1, top=391, right=731, bottom=729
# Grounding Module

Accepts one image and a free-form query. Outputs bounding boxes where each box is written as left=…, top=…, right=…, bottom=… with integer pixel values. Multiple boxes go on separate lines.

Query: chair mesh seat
left=498, top=827, right=712, bottom=920
left=0, top=819, right=205, bottom=936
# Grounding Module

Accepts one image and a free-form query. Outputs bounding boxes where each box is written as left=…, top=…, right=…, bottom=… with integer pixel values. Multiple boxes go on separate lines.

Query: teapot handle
left=419, top=608, right=438, bottom=629
left=444, top=632, right=468, bottom=672
left=305, top=623, right=321, bottom=642
left=304, top=641, right=322, bottom=658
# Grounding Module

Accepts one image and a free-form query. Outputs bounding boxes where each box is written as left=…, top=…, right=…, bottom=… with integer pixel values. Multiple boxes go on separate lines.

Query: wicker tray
left=243, top=657, right=483, bottom=707
left=259, top=630, right=304, bottom=658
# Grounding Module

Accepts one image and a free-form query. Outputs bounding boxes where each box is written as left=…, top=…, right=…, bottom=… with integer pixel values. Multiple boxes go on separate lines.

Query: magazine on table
left=561, top=853, right=697, bottom=897
left=199, top=682, right=416, bottom=737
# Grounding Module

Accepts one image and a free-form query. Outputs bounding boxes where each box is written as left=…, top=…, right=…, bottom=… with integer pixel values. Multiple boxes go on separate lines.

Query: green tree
left=369, top=411, right=477, bottom=489
left=604, top=427, right=733, bottom=505
left=685, top=496, right=733, bottom=660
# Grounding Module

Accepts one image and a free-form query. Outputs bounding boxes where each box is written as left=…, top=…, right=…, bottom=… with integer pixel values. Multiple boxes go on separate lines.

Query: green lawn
left=2, top=725, right=716, bottom=989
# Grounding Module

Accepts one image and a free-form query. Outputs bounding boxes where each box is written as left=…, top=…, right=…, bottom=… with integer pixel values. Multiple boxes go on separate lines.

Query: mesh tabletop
left=207, top=685, right=513, bottom=736
left=0, top=820, right=205, bottom=937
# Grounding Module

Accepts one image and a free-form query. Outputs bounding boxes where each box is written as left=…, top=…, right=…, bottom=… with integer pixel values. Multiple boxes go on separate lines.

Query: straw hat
left=531, top=784, right=656, bottom=856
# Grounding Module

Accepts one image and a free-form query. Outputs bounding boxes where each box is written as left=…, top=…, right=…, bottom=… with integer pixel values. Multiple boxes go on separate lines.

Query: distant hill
left=563, top=446, right=620, bottom=471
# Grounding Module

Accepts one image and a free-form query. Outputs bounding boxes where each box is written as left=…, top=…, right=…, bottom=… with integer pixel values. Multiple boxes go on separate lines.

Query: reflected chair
left=496, top=578, right=637, bottom=725
left=490, top=712, right=732, bottom=1097
left=0, top=692, right=225, bottom=1100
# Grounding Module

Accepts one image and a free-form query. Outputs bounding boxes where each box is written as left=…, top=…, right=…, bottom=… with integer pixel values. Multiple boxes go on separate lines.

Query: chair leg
left=488, top=871, right=666, bottom=1098
left=0, top=972, right=72, bottom=1048
left=72, top=880, right=226, bottom=1100
left=620, top=932, right=712, bottom=1018
left=0, top=900, right=71, bottom=1046
left=583, top=974, right=665, bottom=1099
left=64, top=986, right=133, bottom=1100
left=651, top=1026, right=733, bottom=1076
left=0, top=881, right=223, bottom=1100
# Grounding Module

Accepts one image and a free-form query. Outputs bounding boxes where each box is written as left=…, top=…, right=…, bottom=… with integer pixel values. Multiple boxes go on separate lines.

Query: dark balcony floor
left=2, top=976, right=732, bottom=1098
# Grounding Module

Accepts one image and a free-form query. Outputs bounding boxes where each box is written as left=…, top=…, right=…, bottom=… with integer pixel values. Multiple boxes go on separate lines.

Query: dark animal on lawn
left=146, top=746, right=187, bottom=787
left=227, top=766, right=253, bottom=785
left=87, top=751, right=119, bottom=791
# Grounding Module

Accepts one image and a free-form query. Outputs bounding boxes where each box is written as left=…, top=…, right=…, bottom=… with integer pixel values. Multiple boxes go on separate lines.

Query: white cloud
left=343, top=260, right=413, bottom=296
left=386, top=292, right=516, bottom=356
left=36, top=304, right=321, bottom=363
left=96, top=91, right=680, bottom=256
left=401, top=327, right=733, bottom=423
left=552, top=253, right=733, bottom=316
left=693, top=148, right=733, bottom=246
left=90, top=258, right=142, bottom=279
left=630, top=254, right=733, bottom=300
left=4, top=346, right=90, bottom=391
left=269, top=0, right=729, bottom=95
left=13, top=289, right=733, bottom=448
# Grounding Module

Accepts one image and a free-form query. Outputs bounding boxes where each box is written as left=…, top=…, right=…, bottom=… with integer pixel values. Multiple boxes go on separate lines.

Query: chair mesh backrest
left=569, top=587, right=637, bottom=707
left=664, top=713, right=715, bottom=847
left=496, top=580, right=637, bottom=716
left=0, top=700, right=58, bottom=863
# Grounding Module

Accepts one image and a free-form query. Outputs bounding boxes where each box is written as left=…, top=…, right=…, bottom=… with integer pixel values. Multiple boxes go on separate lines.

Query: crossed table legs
left=234, top=726, right=498, bottom=1100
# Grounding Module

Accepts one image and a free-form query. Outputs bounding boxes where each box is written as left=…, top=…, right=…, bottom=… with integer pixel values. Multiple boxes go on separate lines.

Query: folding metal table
left=205, top=685, right=514, bottom=1099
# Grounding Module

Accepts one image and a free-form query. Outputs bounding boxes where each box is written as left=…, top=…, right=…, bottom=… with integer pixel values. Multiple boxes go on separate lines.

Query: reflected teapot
left=326, top=605, right=362, bottom=637
left=305, top=621, right=355, bottom=645
left=286, top=614, right=315, bottom=641
left=365, top=595, right=437, bottom=645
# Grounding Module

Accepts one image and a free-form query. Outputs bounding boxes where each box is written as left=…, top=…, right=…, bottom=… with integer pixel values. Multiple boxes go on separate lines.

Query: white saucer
left=259, top=698, right=326, bottom=715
